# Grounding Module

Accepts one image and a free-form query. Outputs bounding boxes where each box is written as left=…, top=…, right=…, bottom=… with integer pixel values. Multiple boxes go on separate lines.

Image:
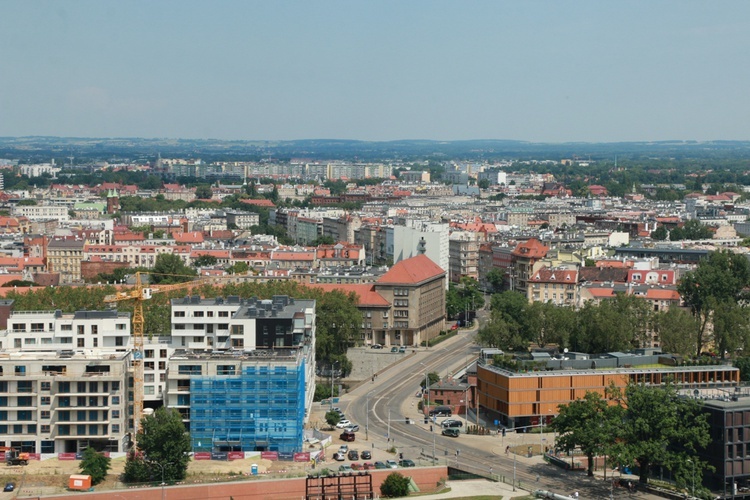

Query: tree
left=478, top=178, right=490, bottom=189
left=651, top=225, right=668, bottom=241
left=123, top=408, right=191, bottom=483
left=610, top=383, right=712, bottom=486
left=193, top=255, right=218, bottom=268
left=678, top=250, right=750, bottom=356
left=325, top=410, right=341, bottom=429
left=151, top=254, right=197, bottom=284
left=734, top=357, right=750, bottom=381
left=194, top=185, right=213, bottom=200
left=17, top=199, right=37, bottom=206
left=380, top=472, right=411, bottom=498
left=485, top=268, right=504, bottom=292
left=526, top=302, right=576, bottom=348
left=713, top=300, right=750, bottom=359
left=420, top=371, right=440, bottom=389
left=653, top=307, right=700, bottom=358
left=79, top=447, right=111, bottom=485
left=225, top=261, right=249, bottom=275
left=552, top=391, right=620, bottom=476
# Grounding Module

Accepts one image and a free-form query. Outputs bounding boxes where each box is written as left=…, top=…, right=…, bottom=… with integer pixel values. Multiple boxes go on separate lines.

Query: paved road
left=333, top=323, right=662, bottom=500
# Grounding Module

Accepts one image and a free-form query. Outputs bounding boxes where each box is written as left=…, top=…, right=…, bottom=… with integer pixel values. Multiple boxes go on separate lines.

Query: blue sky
left=1, top=1, right=748, bottom=142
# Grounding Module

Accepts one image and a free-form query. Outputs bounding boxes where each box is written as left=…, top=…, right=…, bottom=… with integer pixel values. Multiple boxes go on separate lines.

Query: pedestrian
left=489, top=467, right=493, bottom=475
left=505, top=445, right=510, bottom=455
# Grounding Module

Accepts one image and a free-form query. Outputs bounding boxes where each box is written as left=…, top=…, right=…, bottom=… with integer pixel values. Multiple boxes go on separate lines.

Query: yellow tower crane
left=103, top=271, right=224, bottom=452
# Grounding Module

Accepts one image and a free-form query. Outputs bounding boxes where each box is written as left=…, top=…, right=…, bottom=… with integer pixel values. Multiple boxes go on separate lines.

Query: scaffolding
left=190, top=362, right=306, bottom=453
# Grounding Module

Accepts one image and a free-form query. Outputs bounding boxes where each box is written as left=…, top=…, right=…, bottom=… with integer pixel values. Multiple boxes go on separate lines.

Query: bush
left=428, top=330, right=456, bottom=347
left=380, top=472, right=411, bottom=498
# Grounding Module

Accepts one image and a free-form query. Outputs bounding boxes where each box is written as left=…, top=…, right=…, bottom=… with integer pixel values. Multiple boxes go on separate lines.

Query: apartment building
left=164, top=295, right=317, bottom=453
left=225, top=210, right=260, bottom=230
left=511, top=238, right=549, bottom=294
left=449, top=232, right=482, bottom=283
left=527, top=267, right=579, bottom=306
left=47, top=238, right=85, bottom=283
left=0, top=309, right=133, bottom=454
left=12, top=205, right=69, bottom=222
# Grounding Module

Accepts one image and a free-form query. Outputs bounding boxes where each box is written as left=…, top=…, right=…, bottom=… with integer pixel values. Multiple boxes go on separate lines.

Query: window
left=174, top=311, right=186, bottom=317
left=0, top=397, right=5, bottom=407
left=112, top=410, right=120, bottom=419
left=219, top=311, right=229, bottom=317
left=12, top=323, right=26, bottom=332
left=60, top=324, right=72, bottom=331
left=60, top=337, right=72, bottom=344
left=77, top=338, right=85, bottom=348
left=41, top=411, right=50, bottom=419
left=177, top=365, right=202, bottom=375
left=116, top=323, right=127, bottom=330
left=158, top=361, right=166, bottom=370
left=77, top=325, right=85, bottom=335
left=93, top=338, right=98, bottom=347
left=218, top=323, right=229, bottom=330
left=31, top=323, right=44, bottom=332
left=144, top=374, right=154, bottom=383
left=112, top=396, right=120, bottom=405
left=17, top=396, right=32, bottom=406
left=115, top=337, right=124, bottom=346
left=112, top=424, right=120, bottom=433
left=144, top=386, right=155, bottom=395
left=394, top=299, right=408, bottom=307
left=41, top=425, right=50, bottom=434
left=160, top=349, right=167, bottom=358
left=193, top=311, right=204, bottom=317
left=231, top=325, right=244, bottom=336
left=232, top=338, right=244, bottom=348
left=91, top=325, right=98, bottom=335
left=145, top=350, right=154, bottom=358
left=174, top=324, right=186, bottom=330
left=77, top=382, right=87, bottom=393
left=217, top=365, right=236, bottom=375
left=207, top=311, right=214, bottom=317
left=17, top=411, right=31, bottom=421
left=144, top=362, right=154, bottom=370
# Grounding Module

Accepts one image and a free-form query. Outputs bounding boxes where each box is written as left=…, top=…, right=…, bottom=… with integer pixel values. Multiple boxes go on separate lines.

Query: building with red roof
left=240, top=198, right=276, bottom=208
left=511, top=238, right=549, bottom=294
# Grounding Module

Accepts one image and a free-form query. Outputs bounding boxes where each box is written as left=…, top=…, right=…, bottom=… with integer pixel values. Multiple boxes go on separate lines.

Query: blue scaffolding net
left=190, top=362, right=305, bottom=454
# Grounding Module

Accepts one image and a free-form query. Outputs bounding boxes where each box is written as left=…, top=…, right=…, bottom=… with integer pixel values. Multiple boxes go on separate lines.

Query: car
left=340, top=431, right=356, bottom=442
left=338, top=464, right=353, bottom=472
left=398, top=346, right=407, bottom=353
left=338, top=444, right=349, bottom=454
left=374, top=461, right=388, bottom=469
left=334, top=452, right=346, bottom=461
left=336, top=419, right=352, bottom=428
left=451, top=323, right=459, bottom=330
left=442, top=428, right=460, bottom=437
left=398, top=459, right=416, bottom=467
left=331, top=406, right=342, bottom=413
left=360, top=450, right=372, bottom=460
left=370, top=344, right=382, bottom=349
left=386, top=459, right=399, bottom=468
left=345, top=424, right=360, bottom=433
left=347, top=450, right=359, bottom=460
left=350, top=462, right=362, bottom=470
left=390, top=347, right=399, bottom=353
left=363, top=462, right=375, bottom=470
left=441, top=419, right=463, bottom=428
left=3, top=483, right=15, bottom=492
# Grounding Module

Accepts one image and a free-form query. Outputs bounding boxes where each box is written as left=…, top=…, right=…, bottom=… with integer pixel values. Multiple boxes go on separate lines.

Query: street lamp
left=152, top=461, right=175, bottom=500
left=330, top=360, right=339, bottom=410
left=366, top=391, right=373, bottom=441
left=687, top=458, right=696, bottom=497
left=420, top=362, right=429, bottom=418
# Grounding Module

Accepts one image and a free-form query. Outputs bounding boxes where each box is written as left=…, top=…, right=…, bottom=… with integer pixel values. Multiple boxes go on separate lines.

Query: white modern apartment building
left=0, top=309, right=133, bottom=454
left=12, top=205, right=69, bottom=222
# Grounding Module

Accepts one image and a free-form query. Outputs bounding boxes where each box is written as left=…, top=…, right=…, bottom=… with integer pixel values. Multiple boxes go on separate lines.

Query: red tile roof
left=511, top=238, right=549, bottom=259
left=308, top=283, right=390, bottom=307
left=377, top=255, right=444, bottom=285
left=241, top=199, right=276, bottom=208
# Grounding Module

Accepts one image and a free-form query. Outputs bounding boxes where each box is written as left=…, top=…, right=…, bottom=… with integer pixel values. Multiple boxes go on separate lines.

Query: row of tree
left=552, top=383, right=712, bottom=493
left=478, top=251, right=750, bottom=359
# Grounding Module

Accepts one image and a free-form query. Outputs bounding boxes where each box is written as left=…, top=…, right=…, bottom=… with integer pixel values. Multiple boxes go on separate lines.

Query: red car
left=362, top=462, right=375, bottom=470
left=351, top=463, right=362, bottom=470
left=451, top=323, right=459, bottom=330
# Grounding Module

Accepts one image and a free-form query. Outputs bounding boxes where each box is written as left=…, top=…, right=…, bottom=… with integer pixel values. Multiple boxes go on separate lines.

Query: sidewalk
left=426, top=478, right=530, bottom=499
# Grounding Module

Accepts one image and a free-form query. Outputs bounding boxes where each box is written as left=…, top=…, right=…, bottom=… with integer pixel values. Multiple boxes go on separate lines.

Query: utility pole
left=330, top=360, right=338, bottom=410
left=366, top=391, right=373, bottom=441
left=513, top=450, right=517, bottom=491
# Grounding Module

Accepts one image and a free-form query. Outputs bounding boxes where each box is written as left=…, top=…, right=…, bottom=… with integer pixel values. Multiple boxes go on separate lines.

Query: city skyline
left=1, top=1, right=749, bottom=143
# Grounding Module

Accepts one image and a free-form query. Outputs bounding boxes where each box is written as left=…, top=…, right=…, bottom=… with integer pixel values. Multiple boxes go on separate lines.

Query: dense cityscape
left=0, top=139, right=747, bottom=499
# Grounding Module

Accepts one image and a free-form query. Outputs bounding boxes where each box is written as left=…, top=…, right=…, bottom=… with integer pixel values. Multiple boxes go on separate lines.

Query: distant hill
left=1, top=136, right=750, bottom=162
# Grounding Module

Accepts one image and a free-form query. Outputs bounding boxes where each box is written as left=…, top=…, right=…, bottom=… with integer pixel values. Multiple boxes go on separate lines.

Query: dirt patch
left=9, top=455, right=311, bottom=497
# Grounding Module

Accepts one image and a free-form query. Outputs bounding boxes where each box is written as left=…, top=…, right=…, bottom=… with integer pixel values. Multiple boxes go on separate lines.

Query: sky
left=1, top=1, right=749, bottom=143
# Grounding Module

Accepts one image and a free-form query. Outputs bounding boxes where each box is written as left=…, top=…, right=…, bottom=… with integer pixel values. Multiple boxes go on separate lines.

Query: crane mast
left=104, top=271, right=221, bottom=453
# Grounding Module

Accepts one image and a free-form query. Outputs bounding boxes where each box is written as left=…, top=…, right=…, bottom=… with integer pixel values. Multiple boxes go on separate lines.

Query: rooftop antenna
left=68, top=157, right=74, bottom=167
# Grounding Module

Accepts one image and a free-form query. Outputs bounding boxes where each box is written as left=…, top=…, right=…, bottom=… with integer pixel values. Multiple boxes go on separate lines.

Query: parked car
left=348, top=450, right=359, bottom=461
left=336, top=419, right=352, bottom=428
left=442, top=428, right=460, bottom=437
left=334, top=452, right=346, bottom=461
left=398, top=459, right=416, bottom=467
left=340, top=431, right=356, bottom=442
left=398, top=346, right=407, bottom=353
left=361, top=450, right=372, bottom=460
left=345, top=424, right=360, bottom=433
left=351, top=462, right=362, bottom=470
left=429, top=405, right=452, bottom=417
left=374, top=461, right=388, bottom=469
left=371, top=344, right=382, bottom=349
left=386, top=459, right=399, bottom=468
left=338, top=464, right=353, bottom=472
left=338, top=444, right=349, bottom=455
left=331, top=407, right=342, bottom=413
left=390, top=347, right=399, bottom=353
left=3, top=483, right=15, bottom=492
left=441, top=419, right=463, bottom=428
left=363, top=462, right=375, bottom=470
